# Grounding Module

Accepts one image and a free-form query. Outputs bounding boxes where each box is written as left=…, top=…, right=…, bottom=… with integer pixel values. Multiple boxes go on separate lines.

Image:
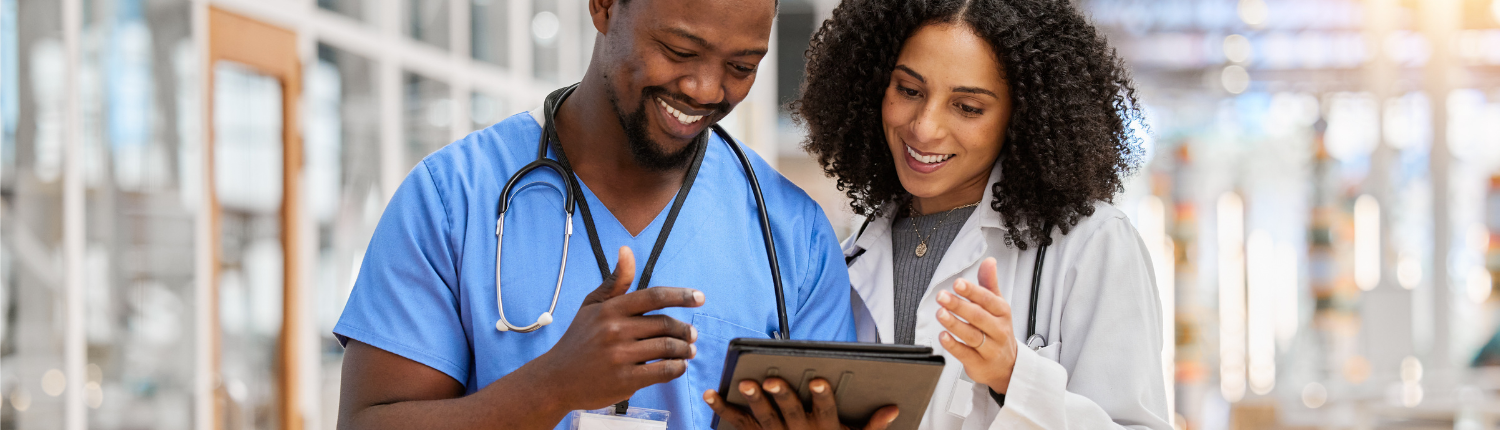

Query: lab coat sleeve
left=788, top=203, right=857, bottom=342
left=333, top=160, right=471, bottom=386
left=987, top=217, right=1172, bottom=430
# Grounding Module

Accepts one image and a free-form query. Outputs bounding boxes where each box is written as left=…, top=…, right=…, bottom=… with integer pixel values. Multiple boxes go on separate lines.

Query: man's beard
left=608, top=85, right=719, bottom=171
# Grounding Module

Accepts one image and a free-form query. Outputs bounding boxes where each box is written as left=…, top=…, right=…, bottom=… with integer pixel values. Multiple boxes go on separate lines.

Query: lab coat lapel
left=845, top=207, right=896, bottom=344
left=925, top=163, right=1007, bottom=297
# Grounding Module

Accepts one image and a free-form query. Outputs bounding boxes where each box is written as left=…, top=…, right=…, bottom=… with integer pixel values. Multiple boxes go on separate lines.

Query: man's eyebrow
left=954, top=86, right=998, bottom=97
left=665, top=27, right=713, bottom=50
left=894, top=65, right=925, bottom=83
left=665, top=27, right=767, bottom=57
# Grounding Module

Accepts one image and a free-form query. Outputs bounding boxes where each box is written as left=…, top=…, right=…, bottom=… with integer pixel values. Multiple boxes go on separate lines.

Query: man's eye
left=732, top=64, right=755, bottom=73
left=669, top=48, right=696, bottom=58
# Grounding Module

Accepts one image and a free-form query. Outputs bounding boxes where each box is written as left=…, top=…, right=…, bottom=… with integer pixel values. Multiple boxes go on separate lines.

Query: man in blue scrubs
left=333, top=0, right=853, bottom=428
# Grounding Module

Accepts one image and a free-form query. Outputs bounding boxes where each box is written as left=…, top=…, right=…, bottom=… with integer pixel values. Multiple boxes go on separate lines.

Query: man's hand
left=703, top=378, right=899, bottom=430
left=937, top=257, right=1019, bottom=393
left=531, top=246, right=705, bottom=410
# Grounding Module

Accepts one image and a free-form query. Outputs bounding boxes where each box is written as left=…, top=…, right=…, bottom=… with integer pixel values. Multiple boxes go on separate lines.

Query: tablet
left=712, top=338, right=946, bottom=430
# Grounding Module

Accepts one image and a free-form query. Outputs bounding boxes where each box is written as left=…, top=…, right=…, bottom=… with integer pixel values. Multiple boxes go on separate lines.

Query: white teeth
left=906, top=145, right=954, bottom=164
left=658, top=98, right=704, bottom=125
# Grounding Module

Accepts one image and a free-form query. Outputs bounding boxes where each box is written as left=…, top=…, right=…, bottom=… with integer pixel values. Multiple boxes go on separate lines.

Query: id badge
left=570, top=406, right=669, bottom=430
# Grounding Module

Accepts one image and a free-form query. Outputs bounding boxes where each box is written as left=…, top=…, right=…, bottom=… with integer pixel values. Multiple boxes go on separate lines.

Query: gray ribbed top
left=890, top=205, right=977, bottom=345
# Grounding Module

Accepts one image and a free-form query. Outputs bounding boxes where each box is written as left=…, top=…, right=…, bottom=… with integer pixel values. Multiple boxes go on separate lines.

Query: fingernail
left=693, top=291, right=705, bottom=304
left=937, top=292, right=949, bottom=303
left=811, top=381, right=826, bottom=394
left=690, top=344, right=697, bottom=358
left=938, top=309, right=950, bottom=320
left=704, top=391, right=716, bottom=404
left=955, top=281, right=968, bottom=293
left=889, top=410, right=900, bottom=422
left=766, top=383, right=780, bottom=394
left=743, top=385, right=757, bottom=396
left=690, top=326, right=698, bottom=342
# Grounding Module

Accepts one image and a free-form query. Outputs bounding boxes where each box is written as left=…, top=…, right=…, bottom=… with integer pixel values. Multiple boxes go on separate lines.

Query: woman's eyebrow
left=894, top=65, right=925, bottom=83
left=953, top=86, right=997, bottom=97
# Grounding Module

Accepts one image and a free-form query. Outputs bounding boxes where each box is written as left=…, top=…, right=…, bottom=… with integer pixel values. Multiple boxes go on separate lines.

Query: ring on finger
left=976, top=333, right=986, bottom=349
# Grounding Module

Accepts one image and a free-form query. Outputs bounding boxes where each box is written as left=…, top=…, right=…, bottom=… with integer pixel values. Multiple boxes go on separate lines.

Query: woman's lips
left=904, top=145, right=955, bottom=174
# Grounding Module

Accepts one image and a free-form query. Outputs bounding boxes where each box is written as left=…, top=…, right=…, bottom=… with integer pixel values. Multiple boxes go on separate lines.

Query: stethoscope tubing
left=492, top=84, right=790, bottom=339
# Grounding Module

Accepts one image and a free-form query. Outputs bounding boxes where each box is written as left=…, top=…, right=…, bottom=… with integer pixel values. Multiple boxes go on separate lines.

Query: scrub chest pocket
left=688, top=314, right=771, bottom=428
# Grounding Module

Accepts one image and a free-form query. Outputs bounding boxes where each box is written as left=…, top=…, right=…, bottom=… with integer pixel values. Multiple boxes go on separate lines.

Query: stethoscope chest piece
left=1026, top=334, right=1046, bottom=351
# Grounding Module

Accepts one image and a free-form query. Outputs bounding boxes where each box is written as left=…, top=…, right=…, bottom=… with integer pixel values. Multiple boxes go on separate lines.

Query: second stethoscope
left=493, top=83, right=792, bottom=339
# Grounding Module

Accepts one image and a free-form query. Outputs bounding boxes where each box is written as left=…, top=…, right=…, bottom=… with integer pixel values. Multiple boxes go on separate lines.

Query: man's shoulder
left=707, top=134, right=831, bottom=233
left=419, top=111, right=543, bottom=180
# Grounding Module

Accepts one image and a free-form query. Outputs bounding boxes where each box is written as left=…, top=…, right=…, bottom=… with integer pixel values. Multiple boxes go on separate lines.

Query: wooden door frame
left=205, top=6, right=304, bottom=430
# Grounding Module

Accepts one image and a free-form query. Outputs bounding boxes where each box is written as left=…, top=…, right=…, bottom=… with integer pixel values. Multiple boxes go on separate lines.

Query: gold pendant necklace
left=908, top=201, right=981, bottom=258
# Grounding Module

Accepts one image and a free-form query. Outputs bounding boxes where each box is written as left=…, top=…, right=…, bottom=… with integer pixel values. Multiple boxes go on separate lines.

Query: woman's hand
left=703, top=378, right=899, bottom=430
left=936, top=257, right=1020, bottom=394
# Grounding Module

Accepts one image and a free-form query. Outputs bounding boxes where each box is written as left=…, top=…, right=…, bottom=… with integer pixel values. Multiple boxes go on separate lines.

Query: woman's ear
left=589, top=0, right=616, bottom=35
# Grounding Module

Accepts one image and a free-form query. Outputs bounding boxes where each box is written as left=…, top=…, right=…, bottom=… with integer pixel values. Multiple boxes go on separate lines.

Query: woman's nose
left=909, top=102, right=948, bottom=144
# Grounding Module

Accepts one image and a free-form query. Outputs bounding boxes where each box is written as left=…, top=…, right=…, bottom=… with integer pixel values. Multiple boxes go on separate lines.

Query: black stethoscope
left=494, top=83, right=792, bottom=339
left=847, top=213, right=1053, bottom=350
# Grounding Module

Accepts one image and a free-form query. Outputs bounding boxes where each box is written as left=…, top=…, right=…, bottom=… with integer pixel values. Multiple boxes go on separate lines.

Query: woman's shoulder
left=1052, top=200, right=1143, bottom=250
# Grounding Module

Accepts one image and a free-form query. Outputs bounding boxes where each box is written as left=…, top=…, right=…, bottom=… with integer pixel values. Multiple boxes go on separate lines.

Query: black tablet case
left=712, top=339, right=947, bottom=430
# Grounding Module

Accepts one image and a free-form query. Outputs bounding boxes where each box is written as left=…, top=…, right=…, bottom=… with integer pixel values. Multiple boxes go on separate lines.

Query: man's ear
left=589, top=0, right=616, bottom=35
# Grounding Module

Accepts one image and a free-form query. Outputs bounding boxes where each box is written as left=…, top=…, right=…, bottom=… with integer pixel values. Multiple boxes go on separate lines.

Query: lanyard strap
left=544, top=87, right=709, bottom=291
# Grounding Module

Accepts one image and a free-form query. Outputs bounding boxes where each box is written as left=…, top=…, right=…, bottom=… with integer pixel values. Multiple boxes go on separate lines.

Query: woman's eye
left=897, top=86, right=921, bottom=98
left=959, top=104, right=984, bottom=115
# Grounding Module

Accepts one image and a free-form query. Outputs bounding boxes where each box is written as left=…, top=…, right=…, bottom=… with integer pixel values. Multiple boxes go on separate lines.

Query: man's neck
left=553, top=76, right=690, bottom=236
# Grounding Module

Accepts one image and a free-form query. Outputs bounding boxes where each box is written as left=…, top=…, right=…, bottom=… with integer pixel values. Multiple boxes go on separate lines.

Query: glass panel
left=471, top=0, right=509, bottom=67
left=471, top=91, right=506, bottom=131
left=2, top=0, right=67, bottom=427
left=318, top=0, right=376, bottom=24
left=308, top=43, right=382, bottom=430
left=531, top=0, right=558, bottom=83
left=78, top=0, right=198, bottom=428
left=213, top=61, right=284, bottom=430
left=405, top=0, right=449, bottom=51
left=404, top=72, right=450, bottom=167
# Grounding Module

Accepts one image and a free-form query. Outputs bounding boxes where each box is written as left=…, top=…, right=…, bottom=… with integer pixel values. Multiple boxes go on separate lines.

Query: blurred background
left=3, top=0, right=1500, bottom=429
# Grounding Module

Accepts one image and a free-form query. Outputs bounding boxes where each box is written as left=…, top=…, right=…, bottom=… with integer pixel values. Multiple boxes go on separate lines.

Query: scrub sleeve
left=334, top=161, right=472, bottom=385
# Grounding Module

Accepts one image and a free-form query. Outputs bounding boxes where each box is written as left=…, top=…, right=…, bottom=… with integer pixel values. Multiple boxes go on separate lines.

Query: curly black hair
left=793, top=0, right=1143, bottom=250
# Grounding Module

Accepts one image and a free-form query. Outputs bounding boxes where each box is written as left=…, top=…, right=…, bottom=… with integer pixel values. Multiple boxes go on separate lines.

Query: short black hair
left=793, top=0, right=1143, bottom=250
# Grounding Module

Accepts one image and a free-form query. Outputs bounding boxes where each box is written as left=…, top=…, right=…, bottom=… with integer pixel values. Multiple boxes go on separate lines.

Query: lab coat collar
left=844, top=162, right=1009, bottom=344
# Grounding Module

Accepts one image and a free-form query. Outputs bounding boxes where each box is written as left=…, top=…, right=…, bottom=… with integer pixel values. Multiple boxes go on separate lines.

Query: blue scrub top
left=335, top=110, right=855, bottom=430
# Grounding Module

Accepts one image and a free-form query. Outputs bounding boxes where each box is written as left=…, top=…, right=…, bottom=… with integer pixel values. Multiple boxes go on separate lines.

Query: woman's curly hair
left=793, top=0, right=1143, bottom=250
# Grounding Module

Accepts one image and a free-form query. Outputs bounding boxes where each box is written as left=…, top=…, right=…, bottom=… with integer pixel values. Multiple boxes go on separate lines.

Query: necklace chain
left=907, top=200, right=981, bottom=258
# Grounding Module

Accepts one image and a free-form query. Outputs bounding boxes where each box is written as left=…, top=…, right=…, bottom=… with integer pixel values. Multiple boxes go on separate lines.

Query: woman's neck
left=911, top=176, right=988, bottom=216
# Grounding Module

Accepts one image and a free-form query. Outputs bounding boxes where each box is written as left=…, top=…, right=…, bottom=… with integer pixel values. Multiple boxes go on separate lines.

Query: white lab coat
left=842, top=163, right=1172, bottom=430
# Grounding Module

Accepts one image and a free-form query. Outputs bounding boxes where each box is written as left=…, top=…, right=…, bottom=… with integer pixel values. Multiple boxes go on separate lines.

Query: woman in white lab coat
left=704, top=0, right=1172, bottom=429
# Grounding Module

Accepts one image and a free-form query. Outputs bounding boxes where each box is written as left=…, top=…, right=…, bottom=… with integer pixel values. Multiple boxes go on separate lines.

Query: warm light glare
left=1224, top=34, right=1252, bottom=63
left=41, top=369, right=66, bottom=397
left=85, top=381, right=103, bottom=409
left=1218, top=193, right=1247, bottom=402
left=1397, top=253, right=1422, bottom=290
left=1469, top=267, right=1493, bottom=304
left=1221, top=65, right=1250, bottom=94
left=1239, top=0, right=1268, bottom=27
left=1138, top=196, right=1176, bottom=417
left=9, top=388, right=30, bottom=412
left=1274, top=244, right=1299, bottom=350
left=1400, top=356, right=1423, bottom=383
left=1402, top=382, right=1424, bottom=407
left=1302, top=383, right=1328, bottom=409
left=1493, top=0, right=1500, bottom=26
left=1247, top=231, right=1276, bottom=395
left=1354, top=195, right=1381, bottom=291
